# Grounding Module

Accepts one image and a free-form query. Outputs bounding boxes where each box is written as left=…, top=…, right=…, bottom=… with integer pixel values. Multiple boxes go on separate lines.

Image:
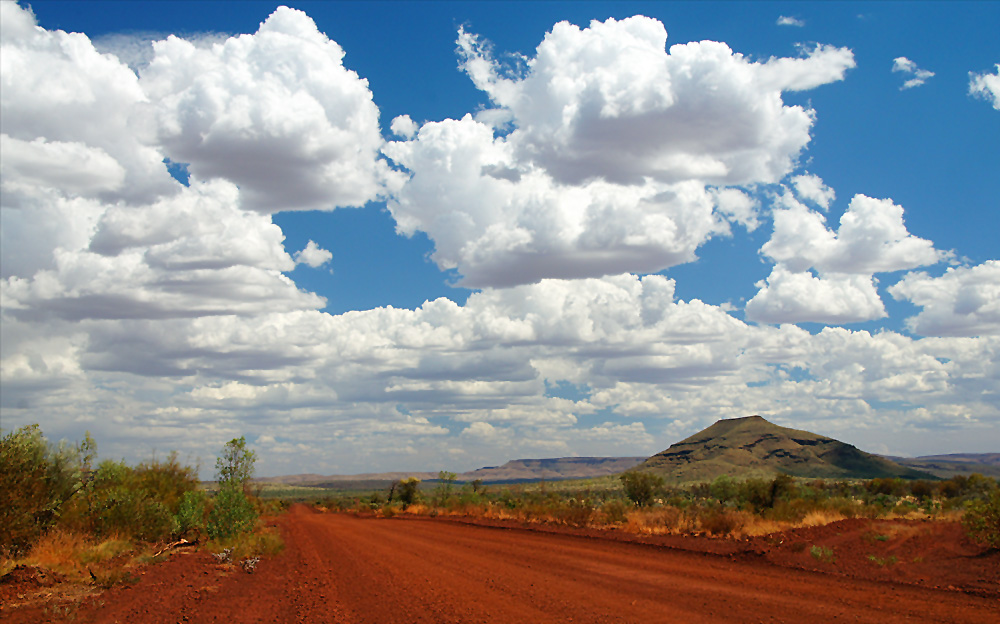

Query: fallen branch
left=152, top=538, right=196, bottom=558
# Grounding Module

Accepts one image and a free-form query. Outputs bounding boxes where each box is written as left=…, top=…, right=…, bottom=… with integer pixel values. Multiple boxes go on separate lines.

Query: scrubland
left=1, top=426, right=281, bottom=598
left=313, top=470, right=999, bottom=543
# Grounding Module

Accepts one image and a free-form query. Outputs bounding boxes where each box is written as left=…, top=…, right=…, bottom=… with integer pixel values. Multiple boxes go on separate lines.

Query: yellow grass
left=799, top=509, right=847, bottom=528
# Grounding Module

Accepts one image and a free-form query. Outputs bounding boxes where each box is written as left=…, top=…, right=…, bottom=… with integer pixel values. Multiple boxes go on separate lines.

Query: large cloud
left=890, top=261, right=1000, bottom=337
left=140, top=6, right=401, bottom=212
left=457, top=17, right=854, bottom=186
left=385, top=16, right=854, bottom=287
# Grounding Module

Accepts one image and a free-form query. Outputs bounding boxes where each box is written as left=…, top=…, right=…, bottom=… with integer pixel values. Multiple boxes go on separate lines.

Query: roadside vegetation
left=0, top=426, right=281, bottom=593
left=310, top=470, right=1000, bottom=543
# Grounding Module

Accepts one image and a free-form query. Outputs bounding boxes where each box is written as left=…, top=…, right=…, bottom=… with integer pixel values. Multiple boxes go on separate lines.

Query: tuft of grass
left=799, top=509, right=847, bottom=527
left=867, top=554, right=898, bottom=567
left=809, top=545, right=835, bottom=564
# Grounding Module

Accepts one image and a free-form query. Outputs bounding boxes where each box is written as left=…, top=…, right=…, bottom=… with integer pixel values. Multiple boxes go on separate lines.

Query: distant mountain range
left=890, top=454, right=1000, bottom=479
left=258, top=416, right=997, bottom=486
left=256, top=456, right=647, bottom=487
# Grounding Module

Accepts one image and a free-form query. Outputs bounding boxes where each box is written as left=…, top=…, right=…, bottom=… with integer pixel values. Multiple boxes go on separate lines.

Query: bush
left=208, top=483, right=258, bottom=539
left=174, top=490, right=208, bottom=537
left=620, top=471, right=664, bottom=507
left=62, top=455, right=197, bottom=541
left=0, top=426, right=94, bottom=556
left=963, top=489, right=1000, bottom=550
left=699, top=507, right=748, bottom=537
left=600, top=499, right=630, bottom=524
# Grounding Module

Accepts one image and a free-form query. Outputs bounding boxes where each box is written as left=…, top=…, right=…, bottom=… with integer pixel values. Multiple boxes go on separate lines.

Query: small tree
left=215, top=436, right=257, bottom=491
left=620, top=471, right=664, bottom=507
left=397, top=477, right=421, bottom=506
left=209, top=437, right=258, bottom=539
left=436, top=470, right=457, bottom=505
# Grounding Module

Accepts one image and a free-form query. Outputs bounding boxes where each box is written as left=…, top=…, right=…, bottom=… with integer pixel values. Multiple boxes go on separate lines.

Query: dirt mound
left=1, top=565, right=65, bottom=588
left=745, top=518, right=999, bottom=596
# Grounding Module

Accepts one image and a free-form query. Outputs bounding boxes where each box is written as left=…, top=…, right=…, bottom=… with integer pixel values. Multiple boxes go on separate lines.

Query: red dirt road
left=8, top=505, right=999, bottom=623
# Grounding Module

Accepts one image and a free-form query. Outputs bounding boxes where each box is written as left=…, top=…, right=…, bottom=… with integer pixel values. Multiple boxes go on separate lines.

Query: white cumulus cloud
left=385, top=17, right=854, bottom=287
left=294, top=240, right=334, bottom=268
left=790, top=173, right=835, bottom=210
left=140, top=6, right=402, bottom=212
left=0, top=2, right=175, bottom=203
left=777, top=16, right=805, bottom=27
left=747, top=194, right=944, bottom=324
left=969, top=64, right=1000, bottom=110
left=890, top=261, right=1000, bottom=337
left=892, top=56, right=934, bottom=90
left=762, top=194, right=943, bottom=275
left=746, top=267, right=886, bottom=324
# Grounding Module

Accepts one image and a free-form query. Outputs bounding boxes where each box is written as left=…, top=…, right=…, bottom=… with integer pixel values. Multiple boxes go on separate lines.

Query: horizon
left=1, top=1, right=998, bottom=479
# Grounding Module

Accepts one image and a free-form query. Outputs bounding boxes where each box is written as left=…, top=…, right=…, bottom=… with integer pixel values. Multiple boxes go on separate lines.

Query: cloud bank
left=1, top=4, right=996, bottom=475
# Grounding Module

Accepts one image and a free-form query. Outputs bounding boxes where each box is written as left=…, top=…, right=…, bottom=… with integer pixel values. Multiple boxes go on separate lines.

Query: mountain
left=639, top=415, right=936, bottom=483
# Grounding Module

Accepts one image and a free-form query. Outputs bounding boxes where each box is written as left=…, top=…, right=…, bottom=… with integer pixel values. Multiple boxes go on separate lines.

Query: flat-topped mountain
left=639, top=415, right=935, bottom=482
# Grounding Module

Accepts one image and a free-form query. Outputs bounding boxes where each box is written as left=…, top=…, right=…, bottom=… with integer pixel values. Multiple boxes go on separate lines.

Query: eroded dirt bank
left=5, top=504, right=998, bottom=623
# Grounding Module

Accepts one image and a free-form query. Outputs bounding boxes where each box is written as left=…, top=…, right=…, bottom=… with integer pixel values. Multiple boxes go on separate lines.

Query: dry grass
left=1, top=529, right=153, bottom=590
left=799, top=509, right=847, bottom=528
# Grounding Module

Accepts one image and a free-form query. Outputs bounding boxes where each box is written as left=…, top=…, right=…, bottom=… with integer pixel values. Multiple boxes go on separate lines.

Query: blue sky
left=2, top=1, right=998, bottom=476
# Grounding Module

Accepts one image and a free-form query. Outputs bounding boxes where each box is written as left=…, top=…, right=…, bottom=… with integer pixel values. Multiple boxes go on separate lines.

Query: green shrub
left=174, top=490, right=208, bottom=537
left=963, top=489, right=1000, bottom=550
left=809, top=545, right=835, bottom=563
left=708, top=476, right=738, bottom=504
left=620, top=471, right=664, bottom=507
left=208, top=483, right=258, bottom=539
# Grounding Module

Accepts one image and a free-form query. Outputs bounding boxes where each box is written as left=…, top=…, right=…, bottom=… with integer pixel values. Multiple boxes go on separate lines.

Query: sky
left=1, top=1, right=998, bottom=477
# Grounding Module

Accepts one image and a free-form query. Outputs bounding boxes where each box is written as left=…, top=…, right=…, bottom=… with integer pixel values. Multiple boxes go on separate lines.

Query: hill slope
left=640, top=415, right=934, bottom=482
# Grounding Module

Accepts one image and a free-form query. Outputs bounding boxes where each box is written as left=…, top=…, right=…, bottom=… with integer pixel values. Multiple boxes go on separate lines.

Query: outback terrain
left=4, top=504, right=997, bottom=623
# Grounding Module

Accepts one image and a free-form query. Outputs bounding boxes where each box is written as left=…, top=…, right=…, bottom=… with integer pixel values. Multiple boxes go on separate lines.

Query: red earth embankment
left=4, top=504, right=997, bottom=623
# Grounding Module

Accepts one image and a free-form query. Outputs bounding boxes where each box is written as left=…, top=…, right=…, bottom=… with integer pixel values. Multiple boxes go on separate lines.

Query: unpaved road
left=13, top=505, right=999, bottom=623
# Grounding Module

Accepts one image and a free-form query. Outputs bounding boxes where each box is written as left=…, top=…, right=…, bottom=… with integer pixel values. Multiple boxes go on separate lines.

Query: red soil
left=3, top=505, right=997, bottom=623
